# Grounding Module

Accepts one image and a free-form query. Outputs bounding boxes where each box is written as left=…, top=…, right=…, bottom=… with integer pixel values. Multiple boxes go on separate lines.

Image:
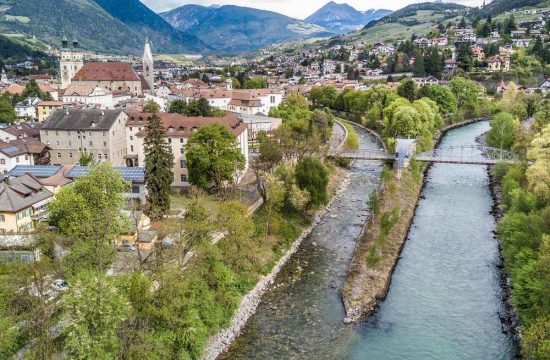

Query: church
left=59, top=38, right=154, bottom=96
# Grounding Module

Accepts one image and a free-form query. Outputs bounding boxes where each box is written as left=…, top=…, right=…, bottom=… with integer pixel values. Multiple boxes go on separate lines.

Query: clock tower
left=59, top=36, right=83, bottom=89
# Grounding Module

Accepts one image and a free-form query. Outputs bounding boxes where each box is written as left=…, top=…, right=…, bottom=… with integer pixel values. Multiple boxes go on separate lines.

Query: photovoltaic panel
left=67, top=166, right=144, bottom=182
left=9, top=165, right=62, bottom=178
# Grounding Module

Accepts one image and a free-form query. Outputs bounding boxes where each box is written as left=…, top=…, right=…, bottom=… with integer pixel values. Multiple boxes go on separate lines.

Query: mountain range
left=305, top=2, right=393, bottom=34
left=161, top=4, right=332, bottom=53
left=0, top=0, right=206, bottom=54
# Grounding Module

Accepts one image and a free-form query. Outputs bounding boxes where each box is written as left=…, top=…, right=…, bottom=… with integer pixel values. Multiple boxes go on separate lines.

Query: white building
left=62, top=83, right=113, bottom=108
left=14, top=97, right=40, bottom=119
left=59, top=38, right=84, bottom=89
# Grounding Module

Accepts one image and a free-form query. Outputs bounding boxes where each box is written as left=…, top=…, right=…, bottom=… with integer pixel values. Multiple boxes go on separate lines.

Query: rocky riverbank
left=202, top=170, right=352, bottom=360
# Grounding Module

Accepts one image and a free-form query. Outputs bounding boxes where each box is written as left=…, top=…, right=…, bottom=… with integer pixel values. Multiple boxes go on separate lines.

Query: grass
left=342, top=122, right=360, bottom=150
left=343, top=167, right=425, bottom=318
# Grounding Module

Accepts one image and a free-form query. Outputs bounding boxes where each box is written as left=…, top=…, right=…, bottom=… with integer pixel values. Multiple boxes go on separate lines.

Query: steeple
left=61, top=35, right=69, bottom=49
left=142, top=38, right=154, bottom=94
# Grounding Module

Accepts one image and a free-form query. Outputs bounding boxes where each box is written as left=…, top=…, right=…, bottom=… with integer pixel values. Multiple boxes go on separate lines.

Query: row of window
left=49, top=140, right=108, bottom=147
left=16, top=208, right=33, bottom=221
left=45, top=130, right=108, bottom=137
left=0, top=155, right=29, bottom=165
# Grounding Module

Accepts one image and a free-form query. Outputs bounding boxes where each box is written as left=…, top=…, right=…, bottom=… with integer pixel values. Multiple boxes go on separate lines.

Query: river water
left=222, top=121, right=517, bottom=360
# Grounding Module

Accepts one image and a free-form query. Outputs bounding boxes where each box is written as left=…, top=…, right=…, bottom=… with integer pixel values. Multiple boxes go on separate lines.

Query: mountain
left=0, top=0, right=207, bottom=54
left=161, top=4, right=333, bottom=53
left=305, top=2, right=392, bottom=34
left=480, top=0, right=546, bottom=16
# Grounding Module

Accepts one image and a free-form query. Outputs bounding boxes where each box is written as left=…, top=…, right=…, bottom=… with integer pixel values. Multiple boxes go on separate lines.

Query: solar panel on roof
left=68, top=166, right=144, bottom=182
left=9, top=165, right=62, bottom=178
left=3, top=146, right=20, bottom=155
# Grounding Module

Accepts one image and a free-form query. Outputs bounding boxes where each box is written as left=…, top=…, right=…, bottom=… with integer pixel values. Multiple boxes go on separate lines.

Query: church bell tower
left=142, top=38, right=154, bottom=94
left=59, top=36, right=83, bottom=89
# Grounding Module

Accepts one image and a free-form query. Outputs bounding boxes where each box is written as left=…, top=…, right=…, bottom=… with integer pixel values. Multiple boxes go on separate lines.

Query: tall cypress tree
left=144, top=109, right=174, bottom=220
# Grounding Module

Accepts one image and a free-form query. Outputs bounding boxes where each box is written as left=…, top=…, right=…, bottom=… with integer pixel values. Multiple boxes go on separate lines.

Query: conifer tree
left=144, top=102, right=174, bottom=220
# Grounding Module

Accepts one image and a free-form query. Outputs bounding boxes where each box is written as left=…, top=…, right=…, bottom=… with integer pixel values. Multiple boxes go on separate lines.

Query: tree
left=397, top=78, right=417, bottom=102
left=522, top=315, right=550, bottom=360
left=413, top=53, right=426, bottom=77
left=47, top=163, right=129, bottom=272
left=168, top=99, right=187, bottom=114
left=78, top=150, right=95, bottom=166
left=201, top=74, right=210, bottom=84
left=185, top=124, right=245, bottom=192
left=243, top=77, right=267, bottom=89
left=144, top=110, right=174, bottom=220
left=0, top=95, right=15, bottom=124
left=456, top=43, right=472, bottom=71
left=425, top=47, right=443, bottom=78
left=418, top=84, right=457, bottom=115
left=487, top=112, right=518, bottom=150
left=63, top=271, right=130, bottom=359
left=450, top=77, right=479, bottom=111
left=295, top=157, right=329, bottom=207
left=21, top=79, right=51, bottom=100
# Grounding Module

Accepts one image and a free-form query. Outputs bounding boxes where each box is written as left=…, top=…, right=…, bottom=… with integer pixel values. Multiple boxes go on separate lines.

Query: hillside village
left=0, top=0, right=548, bottom=359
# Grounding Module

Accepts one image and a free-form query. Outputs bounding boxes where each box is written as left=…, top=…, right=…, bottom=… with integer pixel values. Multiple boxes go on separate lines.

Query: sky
left=142, top=0, right=485, bottom=19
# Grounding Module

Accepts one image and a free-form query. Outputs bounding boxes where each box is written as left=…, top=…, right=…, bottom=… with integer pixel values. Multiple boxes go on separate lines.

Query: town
left=0, top=0, right=548, bottom=359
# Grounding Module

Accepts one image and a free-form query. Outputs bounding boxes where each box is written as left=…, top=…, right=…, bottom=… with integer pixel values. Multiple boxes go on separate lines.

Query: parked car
left=117, top=243, right=137, bottom=252
left=50, top=279, right=68, bottom=292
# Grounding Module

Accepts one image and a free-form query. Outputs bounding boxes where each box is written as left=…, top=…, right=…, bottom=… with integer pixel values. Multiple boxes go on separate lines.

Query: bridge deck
left=336, top=153, right=515, bottom=165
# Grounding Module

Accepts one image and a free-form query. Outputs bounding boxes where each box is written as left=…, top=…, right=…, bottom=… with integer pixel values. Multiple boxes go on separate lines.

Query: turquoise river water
left=221, top=121, right=518, bottom=360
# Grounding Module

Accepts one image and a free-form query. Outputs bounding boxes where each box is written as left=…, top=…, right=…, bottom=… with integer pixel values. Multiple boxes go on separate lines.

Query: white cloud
left=144, top=0, right=484, bottom=19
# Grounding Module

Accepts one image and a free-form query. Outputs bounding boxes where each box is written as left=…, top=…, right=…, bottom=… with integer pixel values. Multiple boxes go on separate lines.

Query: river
left=221, top=121, right=517, bottom=359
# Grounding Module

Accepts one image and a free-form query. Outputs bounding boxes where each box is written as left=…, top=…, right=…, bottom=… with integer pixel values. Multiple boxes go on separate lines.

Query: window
left=55, top=131, right=59, bottom=136
left=138, top=127, right=142, bottom=131
left=180, top=174, right=188, bottom=182
left=129, top=127, right=133, bottom=131
left=16, top=157, right=19, bottom=163
left=0, top=159, right=4, bottom=165
left=56, top=140, right=60, bottom=146
left=180, top=160, right=186, bottom=168
left=103, top=141, right=107, bottom=146
left=167, top=138, right=172, bottom=144
left=130, top=145, right=134, bottom=152
left=69, top=152, right=73, bottom=158
left=0, top=214, right=5, bottom=222
left=180, top=147, right=184, bottom=154
left=89, top=141, right=93, bottom=146
left=68, top=141, right=72, bottom=146
left=57, top=152, right=61, bottom=158
left=179, top=138, right=184, bottom=143
left=88, top=132, right=92, bottom=136
left=24, top=155, right=28, bottom=160
left=270, top=95, right=276, bottom=103
left=103, top=131, right=106, bottom=137
left=131, top=185, right=140, bottom=194
left=130, top=136, right=133, bottom=141
left=45, top=131, right=49, bottom=136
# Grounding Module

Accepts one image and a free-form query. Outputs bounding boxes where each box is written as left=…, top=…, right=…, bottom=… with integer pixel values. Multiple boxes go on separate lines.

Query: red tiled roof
left=72, top=62, right=140, bottom=82
left=126, top=112, right=247, bottom=138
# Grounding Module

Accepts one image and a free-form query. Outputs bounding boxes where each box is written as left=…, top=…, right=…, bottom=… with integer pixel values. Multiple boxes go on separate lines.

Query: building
left=36, top=101, right=64, bottom=122
left=62, top=83, right=113, bottom=108
left=14, top=97, right=40, bottom=119
left=59, top=38, right=84, bottom=89
left=125, top=112, right=248, bottom=187
left=488, top=55, right=511, bottom=72
left=0, top=124, right=40, bottom=142
left=236, top=113, right=282, bottom=144
left=0, top=174, right=53, bottom=234
left=72, top=62, right=142, bottom=96
left=40, top=109, right=127, bottom=166
left=0, top=138, right=49, bottom=174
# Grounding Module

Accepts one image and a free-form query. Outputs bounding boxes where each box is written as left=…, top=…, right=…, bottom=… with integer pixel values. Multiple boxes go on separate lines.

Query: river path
left=222, top=121, right=517, bottom=359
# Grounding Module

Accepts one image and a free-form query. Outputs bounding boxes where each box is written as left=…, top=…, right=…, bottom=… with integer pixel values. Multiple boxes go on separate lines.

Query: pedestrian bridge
left=335, top=145, right=521, bottom=166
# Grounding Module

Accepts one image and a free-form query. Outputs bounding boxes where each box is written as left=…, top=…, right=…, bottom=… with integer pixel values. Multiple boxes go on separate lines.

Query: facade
left=40, top=109, right=127, bottom=166
left=36, top=101, right=64, bottom=122
left=0, top=124, right=40, bottom=142
left=62, top=83, right=113, bottom=108
left=125, top=112, right=249, bottom=187
left=0, top=138, right=49, bottom=174
left=236, top=113, right=282, bottom=144
left=59, top=38, right=84, bottom=89
left=0, top=174, right=53, bottom=234
left=14, top=97, right=40, bottom=119
left=72, top=62, right=142, bottom=96
left=488, top=55, right=511, bottom=72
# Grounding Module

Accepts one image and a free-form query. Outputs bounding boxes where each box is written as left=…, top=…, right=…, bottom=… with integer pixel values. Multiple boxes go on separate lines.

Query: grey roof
left=41, top=109, right=123, bottom=131
left=0, top=174, right=53, bottom=212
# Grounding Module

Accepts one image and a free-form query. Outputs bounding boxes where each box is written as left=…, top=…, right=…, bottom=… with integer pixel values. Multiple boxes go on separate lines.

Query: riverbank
left=342, top=166, right=425, bottom=322
left=203, top=167, right=352, bottom=359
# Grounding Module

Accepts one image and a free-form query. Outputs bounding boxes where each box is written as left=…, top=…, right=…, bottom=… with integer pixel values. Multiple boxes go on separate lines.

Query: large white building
left=62, top=83, right=113, bottom=108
